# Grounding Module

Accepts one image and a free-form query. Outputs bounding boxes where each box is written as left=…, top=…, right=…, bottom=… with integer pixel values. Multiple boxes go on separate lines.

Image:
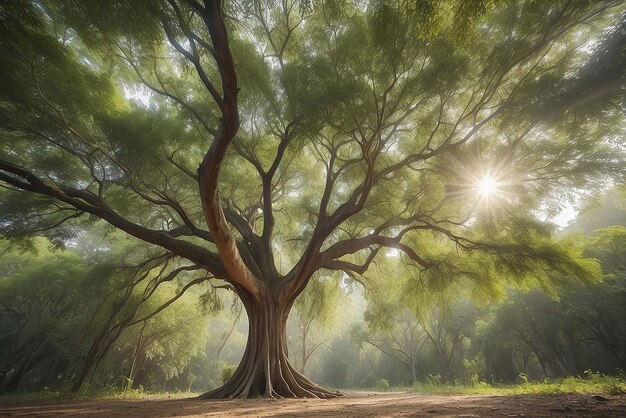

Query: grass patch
left=0, top=388, right=200, bottom=404
left=411, top=371, right=626, bottom=395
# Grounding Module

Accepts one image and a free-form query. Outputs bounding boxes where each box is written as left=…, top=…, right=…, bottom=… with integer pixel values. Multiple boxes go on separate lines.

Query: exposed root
left=197, top=356, right=342, bottom=399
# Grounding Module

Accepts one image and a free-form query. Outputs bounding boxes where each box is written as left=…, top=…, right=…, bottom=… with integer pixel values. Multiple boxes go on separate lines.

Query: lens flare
left=477, top=175, right=499, bottom=197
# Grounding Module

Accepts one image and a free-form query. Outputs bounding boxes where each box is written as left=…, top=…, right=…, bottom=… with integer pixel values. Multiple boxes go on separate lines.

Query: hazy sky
left=553, top=205, right=577, bottom=228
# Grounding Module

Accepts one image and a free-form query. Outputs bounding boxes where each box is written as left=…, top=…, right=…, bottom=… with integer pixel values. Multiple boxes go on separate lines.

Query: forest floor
left=1, top=391, right=625, bottom=417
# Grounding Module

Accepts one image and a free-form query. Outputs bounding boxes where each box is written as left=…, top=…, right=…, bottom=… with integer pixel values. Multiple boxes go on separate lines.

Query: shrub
left=426, top=373, right=442, bottom=386
left=376, top=378, right=390, bottom=391
left=221, top=365, right=238, bottom=385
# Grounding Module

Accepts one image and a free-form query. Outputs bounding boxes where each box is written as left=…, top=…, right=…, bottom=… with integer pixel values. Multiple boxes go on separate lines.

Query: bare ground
left=1, top=391, right=625, bottom=417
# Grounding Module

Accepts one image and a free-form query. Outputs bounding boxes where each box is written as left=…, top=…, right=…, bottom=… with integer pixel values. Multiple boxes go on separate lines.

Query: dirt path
left=1, top=392, right=625, bottom=417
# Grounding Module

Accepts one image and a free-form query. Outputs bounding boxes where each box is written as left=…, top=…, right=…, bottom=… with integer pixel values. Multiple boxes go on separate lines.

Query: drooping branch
left=0, top=160, right=227, bottom=278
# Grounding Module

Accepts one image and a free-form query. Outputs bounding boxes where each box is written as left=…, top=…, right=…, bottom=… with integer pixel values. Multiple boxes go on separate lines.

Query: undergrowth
left=411, top=370, right=626, bottom=395
left=1, top=371, right=623, bottom=403
left=0, top=387, right=200, bottom=403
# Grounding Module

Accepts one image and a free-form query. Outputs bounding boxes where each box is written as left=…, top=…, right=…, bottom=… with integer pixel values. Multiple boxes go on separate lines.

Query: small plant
left=376, top=378, right=390, bottom=391
left=426, top=373, right=442, bottom=386
left=463, top=359, right=483, bottom=386
left=221, top=365, right=238, bottom=385
left=123, top=377, right=133, bottom=393
left=518, top=372, right=529, bottom=384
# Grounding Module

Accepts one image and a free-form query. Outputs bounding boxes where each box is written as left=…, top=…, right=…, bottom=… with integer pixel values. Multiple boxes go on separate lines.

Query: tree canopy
left=1, top=0, right=624, bottom=398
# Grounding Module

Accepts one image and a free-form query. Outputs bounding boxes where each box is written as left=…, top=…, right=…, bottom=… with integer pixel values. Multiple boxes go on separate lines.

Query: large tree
left=1, top=0, right=624, bottom=398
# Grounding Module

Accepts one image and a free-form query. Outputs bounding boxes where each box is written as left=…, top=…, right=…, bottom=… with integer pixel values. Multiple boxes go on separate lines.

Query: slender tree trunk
left=198, top=288, right=338, bottom=399
left=410, top=360, right=417, bottom=386
left=300, top=321, right=308, bottom=373
left=74, top=353, right=100, bottom=393
left=127, top=321, right=147, bottom=391
left=213, top=310, right=241, bottom=375
left=73, top=324, right=125, bottom=392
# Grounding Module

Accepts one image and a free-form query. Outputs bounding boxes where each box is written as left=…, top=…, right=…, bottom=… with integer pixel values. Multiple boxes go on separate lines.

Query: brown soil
left=1, top=391, right=624, bottom=417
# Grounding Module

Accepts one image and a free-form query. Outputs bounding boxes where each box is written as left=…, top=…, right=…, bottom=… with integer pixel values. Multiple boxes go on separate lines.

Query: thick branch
left=0, top=160, right=227, bottom=278
left=195, top=0, right=261, bottom=294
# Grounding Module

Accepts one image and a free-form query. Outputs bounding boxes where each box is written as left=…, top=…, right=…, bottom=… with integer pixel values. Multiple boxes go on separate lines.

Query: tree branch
left=0, top=160, right=228, bottom=279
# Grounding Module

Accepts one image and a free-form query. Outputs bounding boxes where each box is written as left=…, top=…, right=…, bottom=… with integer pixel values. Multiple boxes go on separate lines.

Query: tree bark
left=198, top=287, right=339, bottom=399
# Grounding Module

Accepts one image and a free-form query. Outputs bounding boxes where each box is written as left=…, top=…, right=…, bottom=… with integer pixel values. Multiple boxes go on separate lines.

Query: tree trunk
left=410, top=361, right=417, bottom=386
left=127, top=320, right=147, bottom=391
left=198, top=289, right=338, bottom=399
left=73, top=353, right=100, bottom=393
left=73, top=325, right=125, bottom=392
left=300, top=320, right=308, bottom=373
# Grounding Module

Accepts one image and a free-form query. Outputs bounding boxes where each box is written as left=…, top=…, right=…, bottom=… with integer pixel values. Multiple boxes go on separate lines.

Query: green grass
left=0, top=387, right=200, bottom=404
left=410, top=371, right=626, bottom=396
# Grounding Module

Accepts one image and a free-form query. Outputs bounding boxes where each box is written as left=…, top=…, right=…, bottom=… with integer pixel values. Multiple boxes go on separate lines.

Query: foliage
left=2, top=0, right=622, bottom=293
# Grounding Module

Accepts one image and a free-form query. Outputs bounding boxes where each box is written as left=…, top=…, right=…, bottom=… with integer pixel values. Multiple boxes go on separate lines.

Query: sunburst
left=476, top=174, right=500, bottom=199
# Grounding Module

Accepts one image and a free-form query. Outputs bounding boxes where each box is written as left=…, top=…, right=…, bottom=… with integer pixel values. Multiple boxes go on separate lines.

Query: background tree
left=46, top=229, right=221, bottom=393
left=0, top=232, right=224, bottom=393
left=359, top=308, right=427, bottom=385
left=477, top=225, right=626, bottom=382
left=0, top=242, right=88, bottom=392
left=289, top=273, right=343, bottom=374
left=1, top=0, right=624, bottom=398
left=95, top=288, right=210, bottom=393
left=201, top=294, right=245, bottom=388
